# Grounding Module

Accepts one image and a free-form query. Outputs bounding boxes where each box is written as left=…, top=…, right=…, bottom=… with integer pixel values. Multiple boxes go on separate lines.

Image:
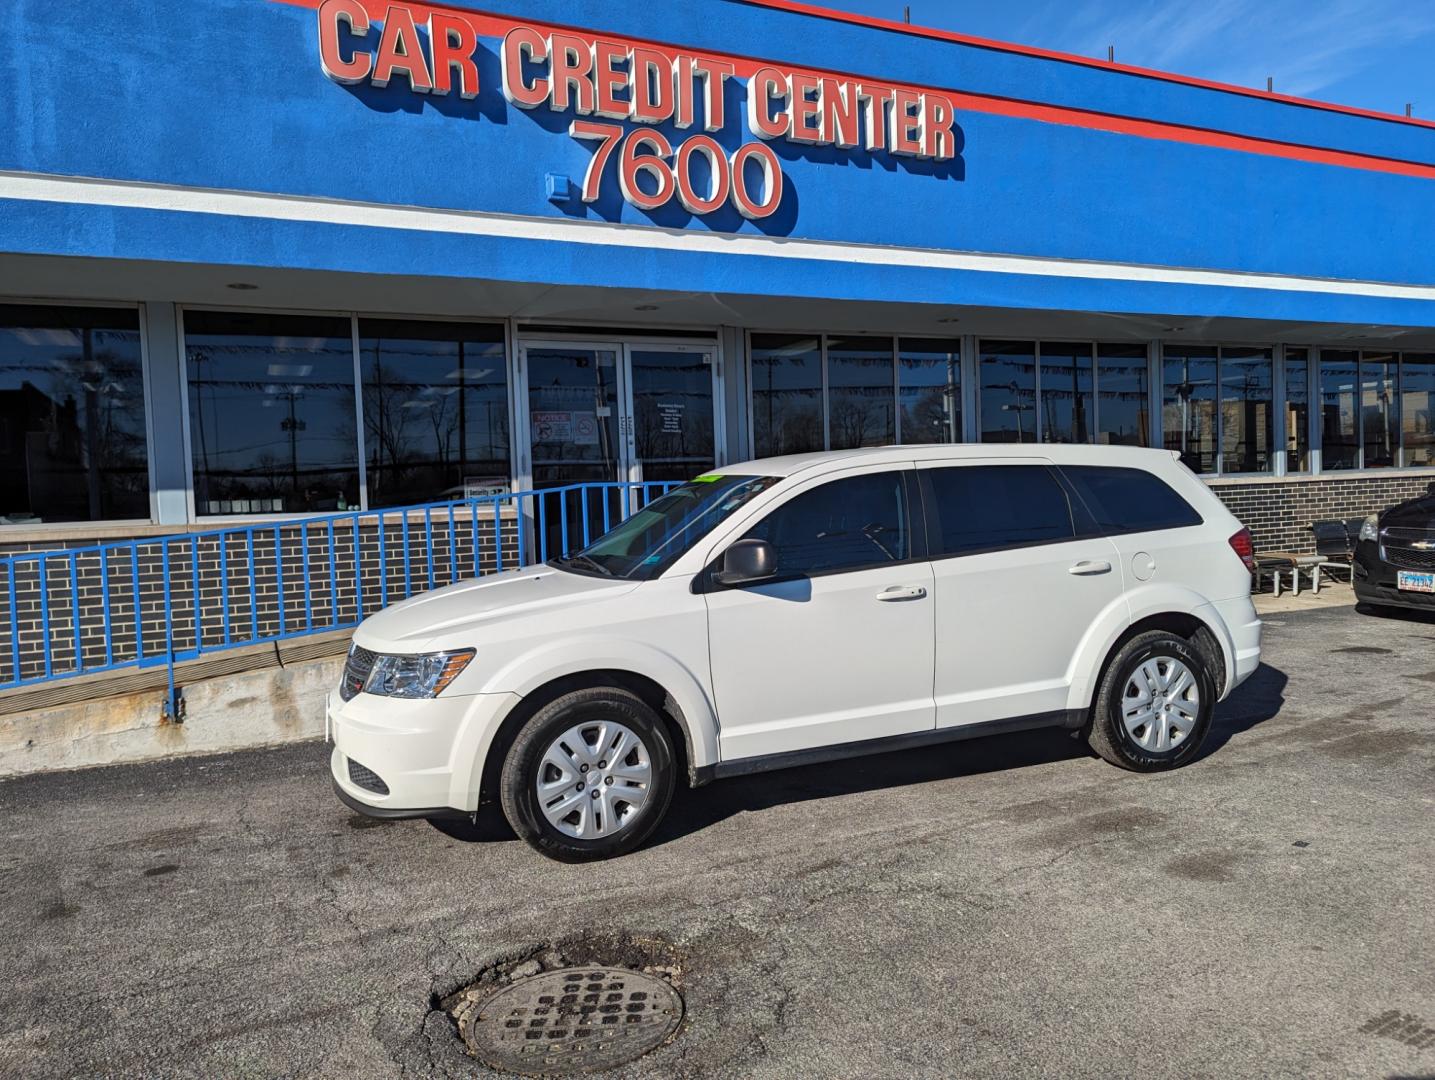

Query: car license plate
left=1397, top=570, right=1435, bottom=593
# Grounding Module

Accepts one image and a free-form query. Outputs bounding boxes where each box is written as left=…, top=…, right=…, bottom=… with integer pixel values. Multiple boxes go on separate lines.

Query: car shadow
left=428, top=663, right=1288, bottom=850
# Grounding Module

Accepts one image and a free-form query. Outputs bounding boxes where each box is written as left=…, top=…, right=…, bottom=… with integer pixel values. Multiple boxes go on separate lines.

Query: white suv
left=329, top=445, right=1262, bottom=861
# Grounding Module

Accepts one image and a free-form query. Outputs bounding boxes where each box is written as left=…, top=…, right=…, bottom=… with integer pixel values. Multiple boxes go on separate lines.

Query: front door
left=518, top=340, right=720, bottom=556
left=705, top=465, right=936, bottom=762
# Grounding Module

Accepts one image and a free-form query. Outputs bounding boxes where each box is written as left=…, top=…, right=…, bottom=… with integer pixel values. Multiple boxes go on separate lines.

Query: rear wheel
left=1088, top=631, right=1215, bottom=772
left=499, top=686, right=676, bottom=862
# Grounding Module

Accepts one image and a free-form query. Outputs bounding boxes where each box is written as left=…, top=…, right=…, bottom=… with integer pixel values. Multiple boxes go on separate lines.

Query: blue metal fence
left=0, top=481, right=678, bottom=716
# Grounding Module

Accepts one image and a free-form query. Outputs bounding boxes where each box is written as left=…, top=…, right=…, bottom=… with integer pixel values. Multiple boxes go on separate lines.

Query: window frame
left=915, top=461, right=1082, bottom=562
left=0, top=298, right=158, bottom=531
left=704, top=465, right=926, bottom=587
left=177, top=306, right=514, bottom=524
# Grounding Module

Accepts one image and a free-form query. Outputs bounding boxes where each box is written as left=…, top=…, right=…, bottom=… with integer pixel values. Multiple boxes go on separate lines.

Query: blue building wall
left=1, top=0, right=1434, bottom=324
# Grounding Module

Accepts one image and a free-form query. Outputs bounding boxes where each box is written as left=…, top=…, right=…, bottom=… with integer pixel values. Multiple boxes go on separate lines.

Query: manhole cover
left=459, top=966, right=683, bottom=1076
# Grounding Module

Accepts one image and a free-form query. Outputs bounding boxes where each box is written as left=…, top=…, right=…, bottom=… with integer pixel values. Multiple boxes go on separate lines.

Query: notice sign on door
left=531, top=410, right=572, bottom=441
left=658, top=402, right=685, bottom=433
left=572, top=411, right=600, bottom=445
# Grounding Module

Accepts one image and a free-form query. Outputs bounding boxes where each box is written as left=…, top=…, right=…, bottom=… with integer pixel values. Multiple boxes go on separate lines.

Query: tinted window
left=925, top=465, right=1073, bottom=556
left=743, top=472, right=910, bottom=576
left=1062, top=466, right=1202, bottom=533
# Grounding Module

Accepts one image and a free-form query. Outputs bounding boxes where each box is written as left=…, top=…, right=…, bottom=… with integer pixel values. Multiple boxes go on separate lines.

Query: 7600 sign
left=570, top=122, right=783, bottom=219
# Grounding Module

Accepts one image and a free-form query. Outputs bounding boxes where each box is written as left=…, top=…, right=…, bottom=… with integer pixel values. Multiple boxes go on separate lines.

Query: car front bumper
left=327, top=688, right=523, bottom=816
left=1353, top=541, right=1435, bottom=610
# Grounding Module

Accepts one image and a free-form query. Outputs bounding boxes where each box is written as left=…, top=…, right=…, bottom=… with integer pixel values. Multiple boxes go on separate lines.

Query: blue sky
left=820, top=0, right=1435, bottom=117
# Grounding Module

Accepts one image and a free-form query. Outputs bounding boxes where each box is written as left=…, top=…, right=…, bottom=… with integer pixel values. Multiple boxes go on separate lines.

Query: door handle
left=876, top=585, right=928, bottom=601
left=1068, top=560, right=1112, bottom=576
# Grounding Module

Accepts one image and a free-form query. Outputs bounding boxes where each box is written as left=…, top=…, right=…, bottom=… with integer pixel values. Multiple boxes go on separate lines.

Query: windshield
left=551, top=474, right=782, bottom=581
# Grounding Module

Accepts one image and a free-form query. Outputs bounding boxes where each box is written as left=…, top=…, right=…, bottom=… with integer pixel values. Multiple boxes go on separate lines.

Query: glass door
left=518, top=339, right=721, bottom=560
left=628, top=345, right=718, bottom=482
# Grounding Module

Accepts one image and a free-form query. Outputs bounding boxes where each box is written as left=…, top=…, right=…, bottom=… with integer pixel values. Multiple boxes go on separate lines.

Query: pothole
left=441, top=934, right=685, bottom=1077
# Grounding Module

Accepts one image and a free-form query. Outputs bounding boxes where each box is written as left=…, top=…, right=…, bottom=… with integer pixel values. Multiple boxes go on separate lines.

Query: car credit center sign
left=314, top=0, right=960, bottom=221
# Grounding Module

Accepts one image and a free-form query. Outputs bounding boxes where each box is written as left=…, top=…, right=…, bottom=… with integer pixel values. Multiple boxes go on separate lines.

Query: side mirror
left=713, top=539, right=778, bottom=587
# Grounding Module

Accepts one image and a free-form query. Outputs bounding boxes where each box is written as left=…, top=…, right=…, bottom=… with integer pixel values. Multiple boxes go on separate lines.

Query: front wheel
left=499, top=686, right=676, bottom=862
left=1087, top=631, right=1216, bottom=772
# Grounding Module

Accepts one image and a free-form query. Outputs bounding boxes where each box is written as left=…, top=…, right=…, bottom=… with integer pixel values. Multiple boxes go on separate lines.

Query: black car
left=1354, top=481, right=1435, bottom=612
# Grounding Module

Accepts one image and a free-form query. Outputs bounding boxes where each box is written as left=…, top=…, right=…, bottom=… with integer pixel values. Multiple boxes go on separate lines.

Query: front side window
left=924, top=464, right=1074, bottom=556
left=743, top=471, right=911, bottom=577
left=359, top=320, right=509, bottom=508
left=1061, top=465, right=1202, bottom=534
left=0, top=305, right=149, bottom=526
left=558, top=474, right=781, bottom=581
left=186, top=311, right=359, bottom=516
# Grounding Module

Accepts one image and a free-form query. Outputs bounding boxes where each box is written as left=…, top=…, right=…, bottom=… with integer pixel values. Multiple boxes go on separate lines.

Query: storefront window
left=1220, top=347, right=1273, bottom=474
left=0, top=305, right=149, bottom=526
left=1402, top=353, right=1435, bottom=467
left=1360, top=352, right=1399, bottom=469
left=979, top=341, right=1036, bottom=443
left=359, top=320, right=509, bottom=508
left=751, top=334, right=823, bottom=457
left=898, top=337, right=961, bottom=443
left=1319, top=350, right=1360, bottom=470
left=1284, top=348, right=1310, bottom=472
left=1096, top=344, right=1148, bottom=447
left=1040, top=342, right=1094, bottom=444
left=1161, top=345, right=1219, bottom=474
left=826, top=336, right=895, bottom=450
left=186, top=311, right=359, bottom=516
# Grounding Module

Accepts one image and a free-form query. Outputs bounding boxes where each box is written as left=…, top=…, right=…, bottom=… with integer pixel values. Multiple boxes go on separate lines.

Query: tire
left=1087, top=630, right=1216, bottom=773
left=499, top=686, right=676, bottom=862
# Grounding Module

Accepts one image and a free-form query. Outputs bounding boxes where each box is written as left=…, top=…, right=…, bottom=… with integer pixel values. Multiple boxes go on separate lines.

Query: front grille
left=340, top=644, right=377, bottom=701
left=1382, top=529, right=1435, bottom=571
left=347, top=758, right=390, bottom=795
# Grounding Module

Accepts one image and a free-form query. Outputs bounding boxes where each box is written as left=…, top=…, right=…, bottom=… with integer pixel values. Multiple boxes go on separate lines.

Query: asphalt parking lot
left=2, top=601, right=1433, bottom=1079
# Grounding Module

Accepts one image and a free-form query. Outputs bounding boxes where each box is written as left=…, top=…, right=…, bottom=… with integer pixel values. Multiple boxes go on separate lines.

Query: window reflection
left=1361, top=352, right=1399, bottom=469
left=751, top=334, right=823, bottom=457
left=1319, top=350, right=1360, bottom=470
left=1096, top=344, right=1148, bottom=448
left=1220, top=347, right=1273, bottom=474
left=1402, top=353, right=1435, bottom=467
left=359, top=320, right=509, bottom=508
left=1284, top=348, right=1310, bottom=472
left=1039, top=342, right=1094, bottom=444
left=979, top=341, right=1036, bottom=443
left=0, top=305, right=148, bottom=526
left=898, top=337, right=961, bottom=444
left=826, top=336, right=894, bottom=450
left=186, top=311, right=359, bottom=516
left=1162, top=346, right=1219, bottom=474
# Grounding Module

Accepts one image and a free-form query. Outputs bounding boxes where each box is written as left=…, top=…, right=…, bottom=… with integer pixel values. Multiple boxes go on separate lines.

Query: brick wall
left=1212, top=473, right=1435, bottom=554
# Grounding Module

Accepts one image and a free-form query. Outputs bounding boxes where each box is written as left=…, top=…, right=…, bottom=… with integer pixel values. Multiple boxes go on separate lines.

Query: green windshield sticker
left=693, top=474, right=723, bottom=483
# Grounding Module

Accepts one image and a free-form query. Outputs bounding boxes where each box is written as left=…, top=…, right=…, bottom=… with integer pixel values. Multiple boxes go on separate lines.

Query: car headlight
left=364, top=649, right=474, bottom=699
left=1359, top=514, right=1380, bottom=543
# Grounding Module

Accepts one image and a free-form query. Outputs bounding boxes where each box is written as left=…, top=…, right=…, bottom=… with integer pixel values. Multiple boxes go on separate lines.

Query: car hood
left=1382, top=491, right=1435, bottom=531
left=352, top=565, right=638, bottom=651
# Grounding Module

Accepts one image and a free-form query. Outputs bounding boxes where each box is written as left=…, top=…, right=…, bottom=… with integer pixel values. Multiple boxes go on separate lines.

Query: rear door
left=919, top=461, right=1126, bottom=729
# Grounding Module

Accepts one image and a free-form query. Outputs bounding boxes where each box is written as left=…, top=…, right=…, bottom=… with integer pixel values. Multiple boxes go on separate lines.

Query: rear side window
left=743, top=471, right=911, bottom=577
left=1061, top=465, right=1203, bottom=533
left=924, top=465, right=1074, bottom=556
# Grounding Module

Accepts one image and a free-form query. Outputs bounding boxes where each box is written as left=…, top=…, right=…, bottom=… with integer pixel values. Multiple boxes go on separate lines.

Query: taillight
left=1228, top=527, right=1255, bottom=572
